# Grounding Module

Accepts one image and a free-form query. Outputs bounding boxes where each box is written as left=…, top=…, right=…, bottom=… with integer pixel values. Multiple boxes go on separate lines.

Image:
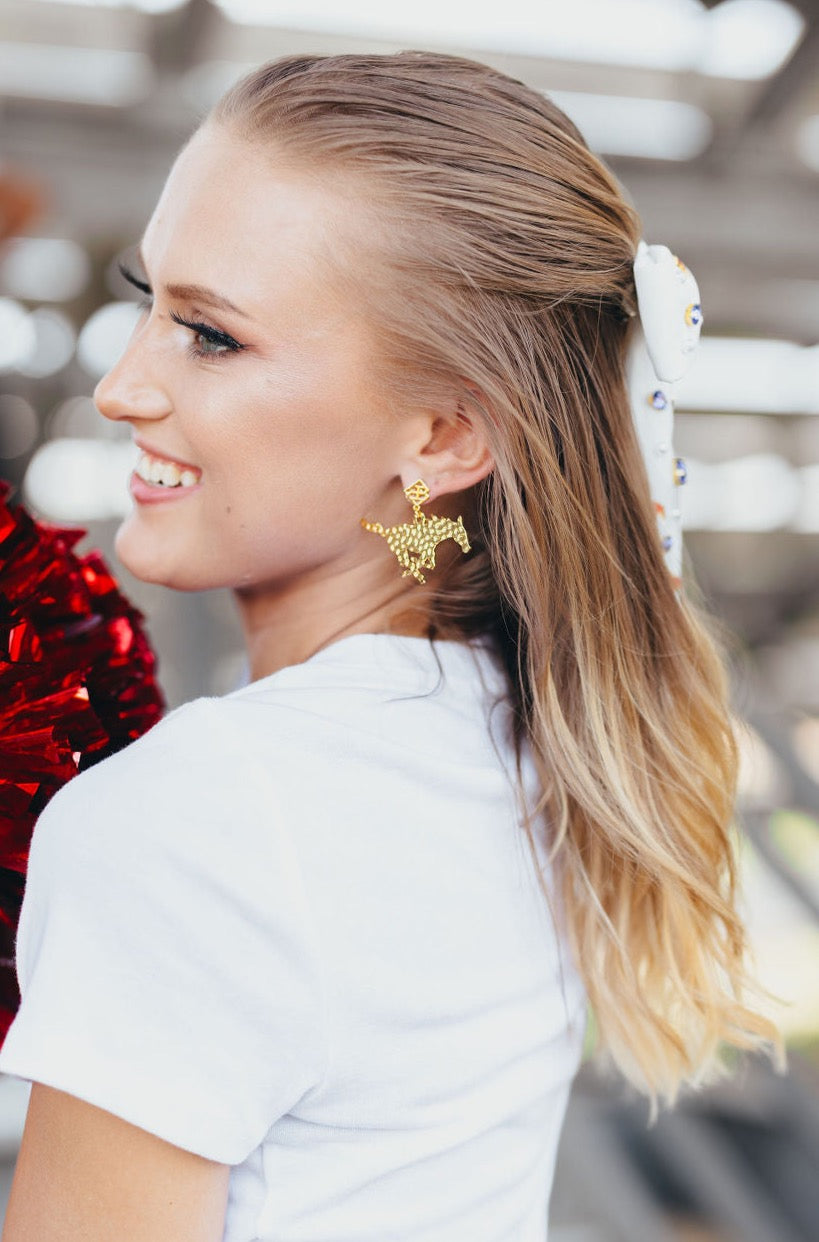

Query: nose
left=94, top=319, right=173, bottom=426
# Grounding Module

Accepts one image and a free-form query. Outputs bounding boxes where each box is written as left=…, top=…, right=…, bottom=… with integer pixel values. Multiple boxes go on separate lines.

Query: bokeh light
left=0, top=395, right=39, bottom=460
left=0, top=300, right=36, bottom=373
left=77, top=302, right=143, bottom=379
left=213, top=0, right=804, bottom=79
left=792, top=717, right=819, bottom=785
left=15, top=309, right=76, bottom=379
left=794, top=465, right=819, bottom=532
left=681, top=454, right=805, bottom=531
left=551, top=92, right=712, bottom=160
left=701, top=0, right=805, bottom=79
left=31, top=0, right=187, bottom=10
left=735, top=718, right=792, bottom=806
left=46, top=395, right=112, bottom=441
left=23, top=437, right=138, bottom=521
left=0, top=44, right=155, bottom=108
left=0, top=238, right=91, bottom=303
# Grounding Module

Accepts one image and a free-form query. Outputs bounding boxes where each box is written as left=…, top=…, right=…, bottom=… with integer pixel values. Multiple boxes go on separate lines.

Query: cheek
left=198, top=364, right=391, bottom=521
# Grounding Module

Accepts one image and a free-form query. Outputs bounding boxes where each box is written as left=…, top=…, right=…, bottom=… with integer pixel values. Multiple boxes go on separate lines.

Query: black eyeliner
left=169, top=311, right=245, bottom=353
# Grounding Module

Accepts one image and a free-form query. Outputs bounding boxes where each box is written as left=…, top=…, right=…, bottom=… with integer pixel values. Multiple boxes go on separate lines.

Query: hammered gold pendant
left=361, top=479, right=471, bottom=584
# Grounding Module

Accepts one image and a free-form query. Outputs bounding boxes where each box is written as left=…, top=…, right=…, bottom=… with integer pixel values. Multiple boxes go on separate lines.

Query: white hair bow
left=625, top=240, right=703, bottom=587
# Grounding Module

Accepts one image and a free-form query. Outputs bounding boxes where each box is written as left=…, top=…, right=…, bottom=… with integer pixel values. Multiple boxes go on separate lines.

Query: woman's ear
left=402, top=398, right=495, bottom=501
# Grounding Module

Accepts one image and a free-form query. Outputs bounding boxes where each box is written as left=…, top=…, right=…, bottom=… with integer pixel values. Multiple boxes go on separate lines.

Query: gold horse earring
left=360, top=479, right=471, bottom=584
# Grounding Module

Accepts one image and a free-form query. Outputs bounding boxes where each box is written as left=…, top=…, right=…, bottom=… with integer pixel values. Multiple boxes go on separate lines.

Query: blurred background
left=0, top=0, right=818, bottom=1237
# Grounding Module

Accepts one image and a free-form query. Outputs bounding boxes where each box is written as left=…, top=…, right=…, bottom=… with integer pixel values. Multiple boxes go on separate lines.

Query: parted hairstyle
left=211, top=51, right=779, bottom=1105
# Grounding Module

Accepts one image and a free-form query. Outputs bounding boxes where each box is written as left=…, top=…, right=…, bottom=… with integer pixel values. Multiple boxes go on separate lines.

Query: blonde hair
left=212, top=52, right=779, bottom=1104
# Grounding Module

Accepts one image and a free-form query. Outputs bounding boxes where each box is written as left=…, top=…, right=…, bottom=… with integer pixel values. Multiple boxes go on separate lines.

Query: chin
left=113, top=520, right=206, bottom=592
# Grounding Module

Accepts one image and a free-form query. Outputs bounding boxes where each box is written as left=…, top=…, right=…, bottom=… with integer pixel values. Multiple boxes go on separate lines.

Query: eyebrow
left=135, top=247, right=254, bottom=321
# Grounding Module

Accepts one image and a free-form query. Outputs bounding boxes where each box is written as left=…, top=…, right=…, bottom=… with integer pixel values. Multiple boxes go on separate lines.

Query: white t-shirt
left=0, top=632, right=586, bottom=1241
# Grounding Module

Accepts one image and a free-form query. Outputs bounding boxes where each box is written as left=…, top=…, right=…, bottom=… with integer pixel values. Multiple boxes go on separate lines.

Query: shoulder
left=43, top=693, right=269, bottom=809
left=32, top=698, right=229, bottom=848
left=7, top=707, right=329, bottom=1167
left=21, top=691, right=324, bottom=993
left=26, top=694, right=302, bottom=907
left=85, top=694, right=237, bottom=778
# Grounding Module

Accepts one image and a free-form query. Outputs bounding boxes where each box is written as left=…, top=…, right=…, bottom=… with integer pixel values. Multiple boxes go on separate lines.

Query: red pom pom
left=0, top=480, right=165, bottom=1042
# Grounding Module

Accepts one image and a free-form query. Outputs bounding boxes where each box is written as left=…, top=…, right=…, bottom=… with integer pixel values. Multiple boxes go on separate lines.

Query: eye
left=190, top=330, right=226, bottom=357
left=169, top=312, right=245, bottom=360
left=117, top=262, right=245, bottom=361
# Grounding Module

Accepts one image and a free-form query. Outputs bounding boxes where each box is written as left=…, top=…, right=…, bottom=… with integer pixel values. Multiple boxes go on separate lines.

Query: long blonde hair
left=213, top=51, right=779, bottom=1104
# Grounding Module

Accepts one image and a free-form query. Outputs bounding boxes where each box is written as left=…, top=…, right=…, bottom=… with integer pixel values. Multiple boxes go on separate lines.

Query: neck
left=232, top=563, right=438, bottom=681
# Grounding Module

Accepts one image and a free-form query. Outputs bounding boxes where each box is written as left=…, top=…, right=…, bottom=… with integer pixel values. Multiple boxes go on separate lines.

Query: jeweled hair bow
left=626, top=240, right=703, bottom=589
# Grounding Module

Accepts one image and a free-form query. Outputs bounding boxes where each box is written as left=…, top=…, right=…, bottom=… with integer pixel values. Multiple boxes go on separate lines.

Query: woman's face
left=95, top=124, right=407, bottom=593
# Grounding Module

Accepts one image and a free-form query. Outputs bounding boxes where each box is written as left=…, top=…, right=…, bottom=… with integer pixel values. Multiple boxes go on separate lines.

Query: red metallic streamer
left=0, top=480, right=164, bottom=1043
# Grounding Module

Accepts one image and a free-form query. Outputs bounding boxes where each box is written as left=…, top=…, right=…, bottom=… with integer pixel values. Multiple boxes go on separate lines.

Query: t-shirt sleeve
left=0, top=698, right=328, bottom=1165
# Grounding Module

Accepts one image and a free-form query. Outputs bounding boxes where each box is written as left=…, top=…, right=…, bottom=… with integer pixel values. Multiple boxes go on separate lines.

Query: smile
left=135, top=450, right=202, bottom=489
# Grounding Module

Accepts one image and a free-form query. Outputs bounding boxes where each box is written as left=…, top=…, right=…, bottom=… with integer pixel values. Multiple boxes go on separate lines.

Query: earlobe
left=411, top=402, right=495, bottom=501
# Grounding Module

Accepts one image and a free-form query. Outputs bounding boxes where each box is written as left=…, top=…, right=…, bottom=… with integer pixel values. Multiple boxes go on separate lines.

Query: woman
left=0, top=52, right=777, bottom=1241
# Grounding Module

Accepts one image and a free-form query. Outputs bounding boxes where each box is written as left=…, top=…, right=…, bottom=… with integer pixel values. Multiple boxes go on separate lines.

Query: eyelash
left=170, top=311, right=245, bottom=360
left=117, top=262, right=246, bottom=361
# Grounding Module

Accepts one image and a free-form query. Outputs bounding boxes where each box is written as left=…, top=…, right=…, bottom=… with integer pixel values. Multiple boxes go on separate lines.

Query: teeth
left=159, top=461, right=181, bottom=486
left=136, top=451, right=200, bottom=488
